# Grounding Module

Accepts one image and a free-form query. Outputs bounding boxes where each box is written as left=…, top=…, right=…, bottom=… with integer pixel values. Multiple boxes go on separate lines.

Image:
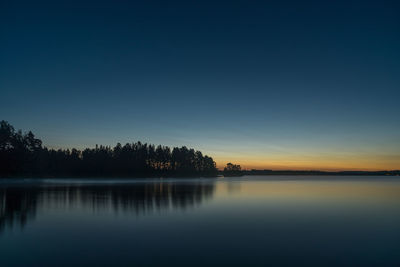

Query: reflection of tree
left=0, top=181, right=215, bottom=233
left=0, top=186, right=39, bottom=232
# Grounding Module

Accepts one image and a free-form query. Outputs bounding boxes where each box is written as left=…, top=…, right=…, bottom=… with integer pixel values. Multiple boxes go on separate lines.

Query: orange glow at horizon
left=213, top=154, right=400, bottom=171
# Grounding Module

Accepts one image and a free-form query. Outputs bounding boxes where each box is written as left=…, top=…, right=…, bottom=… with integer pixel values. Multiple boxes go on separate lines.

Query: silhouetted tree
left=0, top=121, right=218, bottom=178
left=223, top=163, right=242, bottom=177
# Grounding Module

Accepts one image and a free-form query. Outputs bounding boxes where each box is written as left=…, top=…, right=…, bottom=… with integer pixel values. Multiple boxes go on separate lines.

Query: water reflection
left=0, top=186, right=39, bottom=232
left=1, top=177, right=400, bottom=266
left=0, top=180, right=215, bottom=233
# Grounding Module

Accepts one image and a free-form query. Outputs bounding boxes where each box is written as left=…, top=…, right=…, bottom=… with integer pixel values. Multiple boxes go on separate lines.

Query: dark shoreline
left=1, top=171, right=400, bottom=179
left=225, top=170, right=400, bottom=176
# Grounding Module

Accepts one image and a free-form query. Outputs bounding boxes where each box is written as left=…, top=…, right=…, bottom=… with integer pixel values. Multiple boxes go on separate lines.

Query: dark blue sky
left=1, top=0, right=399, bottom=170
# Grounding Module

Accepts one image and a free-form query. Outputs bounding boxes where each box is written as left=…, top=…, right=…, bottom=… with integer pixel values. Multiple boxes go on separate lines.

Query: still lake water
left=0, top=176, right=399, bottom=266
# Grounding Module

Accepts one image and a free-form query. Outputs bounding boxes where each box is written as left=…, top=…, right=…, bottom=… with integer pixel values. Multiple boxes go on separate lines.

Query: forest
left=0, top=121, right=217, bottom=178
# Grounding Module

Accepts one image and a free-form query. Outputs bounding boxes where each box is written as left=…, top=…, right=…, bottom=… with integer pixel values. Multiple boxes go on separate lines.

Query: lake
left=1, top=176, right=399, bottom=266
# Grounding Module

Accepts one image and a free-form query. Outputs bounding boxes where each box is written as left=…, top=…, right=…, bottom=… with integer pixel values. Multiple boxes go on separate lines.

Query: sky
left=1, top=0, right=399, bottom=171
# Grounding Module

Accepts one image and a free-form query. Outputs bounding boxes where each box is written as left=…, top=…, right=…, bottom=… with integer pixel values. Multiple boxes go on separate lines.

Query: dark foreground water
left=0, top=176, right=399, bottom=266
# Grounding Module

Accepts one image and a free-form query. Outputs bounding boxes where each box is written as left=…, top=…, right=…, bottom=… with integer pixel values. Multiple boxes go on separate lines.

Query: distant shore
left=220, top=170, right=400, bottom=176
left=3, top=171, right=399, bottom=179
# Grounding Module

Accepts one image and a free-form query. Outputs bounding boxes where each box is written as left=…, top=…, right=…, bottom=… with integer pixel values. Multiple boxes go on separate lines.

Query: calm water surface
left=1, top=176, right=399, bottom=266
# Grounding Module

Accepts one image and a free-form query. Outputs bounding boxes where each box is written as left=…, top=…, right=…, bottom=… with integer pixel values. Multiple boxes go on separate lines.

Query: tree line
left=0, top=121, right=217, bottom=178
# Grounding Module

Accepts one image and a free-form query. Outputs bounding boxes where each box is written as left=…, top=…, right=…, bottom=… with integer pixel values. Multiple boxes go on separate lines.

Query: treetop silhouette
left=0, top=121, right=217, bottom=178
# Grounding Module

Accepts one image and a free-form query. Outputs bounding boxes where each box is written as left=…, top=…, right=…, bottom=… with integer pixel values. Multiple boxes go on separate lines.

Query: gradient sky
left=1, top=0, right=399, bottom=170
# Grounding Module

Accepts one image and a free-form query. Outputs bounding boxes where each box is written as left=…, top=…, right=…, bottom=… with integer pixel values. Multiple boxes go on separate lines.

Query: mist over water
left=1, top=176, right=400, bottom=266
